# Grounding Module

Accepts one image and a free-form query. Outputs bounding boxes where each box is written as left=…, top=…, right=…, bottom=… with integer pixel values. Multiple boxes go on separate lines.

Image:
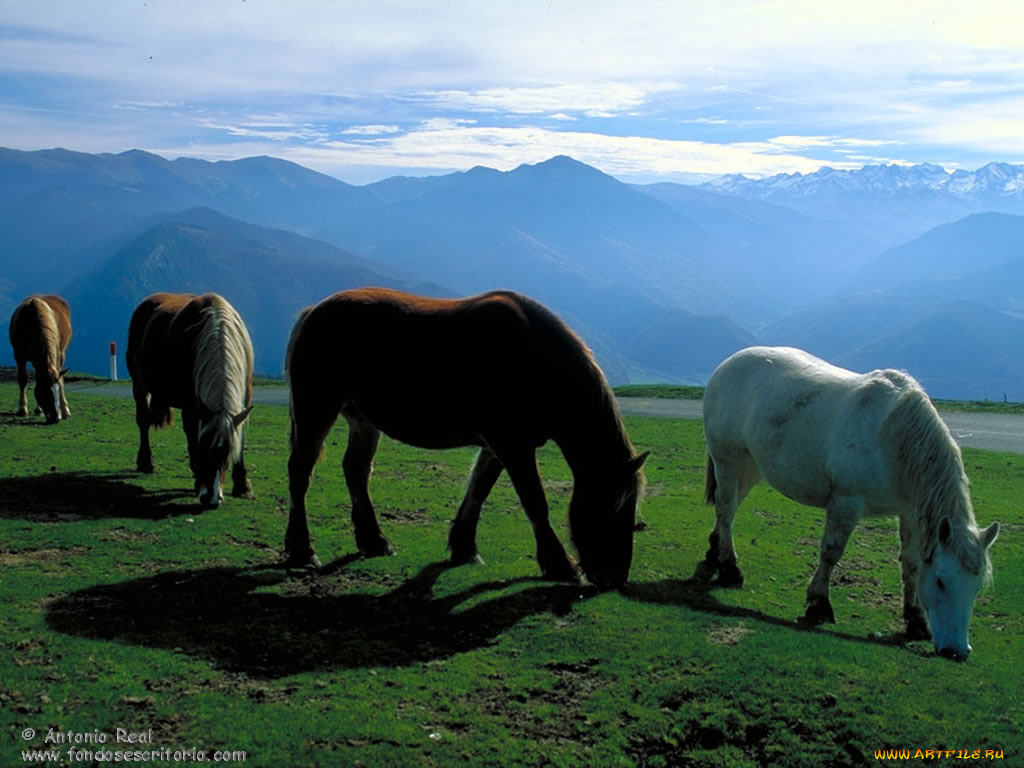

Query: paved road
left=65, top=383, right=1024, bottom=455
left=617, top=397, right=1024, bottom=455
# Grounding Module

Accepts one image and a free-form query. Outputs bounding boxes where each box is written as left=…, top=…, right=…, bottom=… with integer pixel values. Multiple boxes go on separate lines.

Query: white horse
left=699, top=346, right=999, bottom=661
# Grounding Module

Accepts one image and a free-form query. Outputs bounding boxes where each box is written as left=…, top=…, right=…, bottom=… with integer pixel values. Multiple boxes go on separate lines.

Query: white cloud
left=341, top=125, right=400, bottom=136
left=268, top=122, right=861, bottom=182
left=417, top=82, right=676, bottom=117
left=4, top=1, right=1024, bottom=179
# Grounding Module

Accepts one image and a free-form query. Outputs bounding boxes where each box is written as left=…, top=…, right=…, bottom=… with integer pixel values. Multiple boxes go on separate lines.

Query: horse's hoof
left=803, top=598, right=836, bottom=626
left=717, top=563, right=744, bottom=588
left=358, top=538, right=396, bottom=558
left=540, top=558, right=583, bottom=584
left=16, top=408, right=28, bottom=417
left=137, top=464, right=154, bottom=474
left=231, top=483, right=255, bottom=499
left=284, top=552, right=322, bottom=570
left=692, top=560, right=718, bottom=582
left=450, top=551, right=485, bottom=566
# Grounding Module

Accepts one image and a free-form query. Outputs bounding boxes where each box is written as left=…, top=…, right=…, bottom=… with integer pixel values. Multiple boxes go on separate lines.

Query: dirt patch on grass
left=0, top=546, right=88, bottom=566
left=706, top=623, right=752, bottom=647
left=466, top=657, right=605, bottom=747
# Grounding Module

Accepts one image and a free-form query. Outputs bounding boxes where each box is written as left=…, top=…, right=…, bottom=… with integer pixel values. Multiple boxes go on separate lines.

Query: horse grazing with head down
left=127, top=292, right=255, bottom=509
left=285, top=287, right=648, bottom=587
left=9, top=294, right=72, bottom=424
left=699, top=346, right=999, bottom=660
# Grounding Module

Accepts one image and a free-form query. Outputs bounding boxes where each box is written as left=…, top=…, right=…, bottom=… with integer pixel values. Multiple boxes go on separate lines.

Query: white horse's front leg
left=805, top=495, right=862, bottom=624
left=898, top=515, right=930, bottom=639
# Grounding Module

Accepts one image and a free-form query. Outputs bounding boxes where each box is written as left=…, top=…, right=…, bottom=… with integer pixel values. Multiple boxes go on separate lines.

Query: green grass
left=1, top=383, right=1022, bottom=766
left=613, top=384, right=705, bottom=400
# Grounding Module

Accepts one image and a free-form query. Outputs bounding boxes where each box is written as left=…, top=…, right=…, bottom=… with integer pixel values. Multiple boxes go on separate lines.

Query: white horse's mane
left=881, top=382, right=992, bottom=582
left=193, top=296, right=252, bottom=462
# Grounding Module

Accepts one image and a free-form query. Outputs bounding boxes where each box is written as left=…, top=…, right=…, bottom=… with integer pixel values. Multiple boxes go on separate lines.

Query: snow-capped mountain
left=700, top=161, right=1024, bottom=249
left=706, top=162, right=1024, bottom=200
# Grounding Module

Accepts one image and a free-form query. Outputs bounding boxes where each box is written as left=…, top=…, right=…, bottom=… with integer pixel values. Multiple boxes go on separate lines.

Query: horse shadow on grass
left=0, top=471, right=196, bottom=521
left=45, top=560, right=592, bottom=678
left=621, top=578, right=933, bottom=657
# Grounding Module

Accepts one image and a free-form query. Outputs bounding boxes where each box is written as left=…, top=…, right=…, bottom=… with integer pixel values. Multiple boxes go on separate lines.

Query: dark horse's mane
left=515, top=292, right=638, bottom=465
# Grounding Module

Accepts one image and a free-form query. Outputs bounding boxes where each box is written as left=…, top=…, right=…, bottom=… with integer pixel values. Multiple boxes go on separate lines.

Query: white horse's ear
left=628, top=451, right=650, bottom=474
left=232, top=406, right=254, bottom=428
left=938, top=516, right=953, bottom=546
left=980, top=521, right=1000, bottom=549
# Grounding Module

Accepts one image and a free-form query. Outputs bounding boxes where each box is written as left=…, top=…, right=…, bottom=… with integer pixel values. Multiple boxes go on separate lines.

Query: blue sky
left=2, top=0, right=1024, bottom=184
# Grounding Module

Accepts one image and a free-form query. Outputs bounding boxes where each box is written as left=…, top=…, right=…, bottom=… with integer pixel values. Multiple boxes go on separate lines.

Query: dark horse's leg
left=231, top=422, right=254, bottom=499
left=14, top=359, right=29, bottom=417
left=182, top=407, right=200, bottom=491
left=448, top=447, right=504, bottom=565
left=494, top=445, right=578, bottom=582
left=285, top=398, right=338, bottom=568
left=342, top=413, right=394, bottom=557
left=132, top=381, right=155, bottom=473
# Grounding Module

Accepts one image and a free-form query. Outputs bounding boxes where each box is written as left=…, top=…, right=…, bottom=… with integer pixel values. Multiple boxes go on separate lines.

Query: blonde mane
left=882, top=384, right=992, bottom=582
left=193, top=296, right=253, bottom=463
left=29, top=296, right=61, bottom=378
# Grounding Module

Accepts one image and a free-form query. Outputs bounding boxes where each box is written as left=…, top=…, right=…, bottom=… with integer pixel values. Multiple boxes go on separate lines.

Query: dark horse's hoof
left=803, top=598, right=836, bottom=626
left=541, top=559, right=583, bottom=585
left=717, top=562, right=744, bottom=588
left=232, top=486, right=255, bottom=500
left=137, top=463, right=154, bottom=474
left=284, top=551, right=322, bottom=570
left=358, top=536, right=396, bottom=558
left=450, top=551, right=485, bottom=566
left=692, top=559, right=718, bottom=582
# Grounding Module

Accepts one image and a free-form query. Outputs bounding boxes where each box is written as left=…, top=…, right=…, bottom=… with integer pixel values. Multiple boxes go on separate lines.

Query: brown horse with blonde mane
left=9, top=294, right=72, bottom=424
left=285, top=287, right=648, bottom=587
left=127, top=292, right=255, bottom=509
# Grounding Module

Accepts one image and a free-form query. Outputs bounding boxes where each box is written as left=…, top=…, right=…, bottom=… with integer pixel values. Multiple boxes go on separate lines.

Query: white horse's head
left=920, top=517, right=999, bottom=661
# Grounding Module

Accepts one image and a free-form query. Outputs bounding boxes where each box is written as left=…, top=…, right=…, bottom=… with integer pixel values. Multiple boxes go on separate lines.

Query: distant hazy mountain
left=0, top=149, right=766, bottom=383
left=853, top=212, right=1024, bottom=297
left=64, top=208, right=448, bottom=376
left=4, top=147, right=1024, bottom=397
left=761, top=296, right=1024, bottom=400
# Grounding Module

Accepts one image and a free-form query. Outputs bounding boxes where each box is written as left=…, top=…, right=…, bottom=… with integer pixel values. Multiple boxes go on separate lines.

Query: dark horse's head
left=36, top=365, right=67, bottom=424
left=194, top=405, right=253, bottom=509
left=569, top=450, right=649, bottom=589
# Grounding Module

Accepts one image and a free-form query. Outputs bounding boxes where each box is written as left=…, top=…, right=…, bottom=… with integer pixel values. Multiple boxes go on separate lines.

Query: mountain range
left=2, top=147, right=1024, bottom=400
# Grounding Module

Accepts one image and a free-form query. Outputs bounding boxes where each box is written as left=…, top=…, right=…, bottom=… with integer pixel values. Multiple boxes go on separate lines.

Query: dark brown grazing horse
left=127, top=292, right=255, bottom=509
left=285, top=287, right=648, bottom=587
left=9, top=294, right=72, bottom=424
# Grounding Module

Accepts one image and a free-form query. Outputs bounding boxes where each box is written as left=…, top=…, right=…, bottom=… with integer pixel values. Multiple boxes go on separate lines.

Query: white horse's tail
left=704, top=454, right=717, bottom=505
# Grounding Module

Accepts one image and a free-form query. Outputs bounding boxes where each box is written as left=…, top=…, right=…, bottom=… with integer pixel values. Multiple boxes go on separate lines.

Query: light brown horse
left=9, top=294, right=72, bottom=424
left=127, top=292, right=255, bottom=509
left=285, top=287, right=648, bottom=587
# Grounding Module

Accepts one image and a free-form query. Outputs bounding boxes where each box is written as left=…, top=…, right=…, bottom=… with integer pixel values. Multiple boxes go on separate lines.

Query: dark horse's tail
left=703, top=455, right=717, bottom=505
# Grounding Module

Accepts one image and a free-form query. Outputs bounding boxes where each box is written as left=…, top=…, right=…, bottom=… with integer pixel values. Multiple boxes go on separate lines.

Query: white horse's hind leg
left=805, top=495, right=863, bottom=624
left=696, top=453, right=759, bottom=586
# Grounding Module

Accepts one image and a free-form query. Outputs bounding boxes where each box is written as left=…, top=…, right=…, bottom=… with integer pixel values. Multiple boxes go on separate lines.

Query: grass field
left=1, top=383, right=1022, bottom=767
